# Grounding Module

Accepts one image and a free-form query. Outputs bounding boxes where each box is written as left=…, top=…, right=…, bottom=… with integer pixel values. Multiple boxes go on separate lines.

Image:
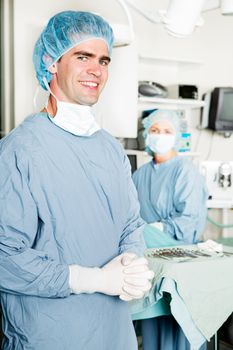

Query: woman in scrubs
left=133, top=109, right=208, bottom=350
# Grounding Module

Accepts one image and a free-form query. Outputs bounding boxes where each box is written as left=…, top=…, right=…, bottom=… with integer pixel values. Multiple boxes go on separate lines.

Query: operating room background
left=1, top=0, right=233, bottom=239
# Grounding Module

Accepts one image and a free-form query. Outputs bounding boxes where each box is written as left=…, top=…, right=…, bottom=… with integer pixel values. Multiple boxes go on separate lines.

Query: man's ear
left=48, top=63, right=57, bottom=74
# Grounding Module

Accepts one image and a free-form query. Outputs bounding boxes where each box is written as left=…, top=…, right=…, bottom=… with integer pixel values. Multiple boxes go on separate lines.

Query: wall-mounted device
left=167, top=84, right=198, bottom=99
left=138, top=81, right=168, bottom=98
left=200, top=161, right=233, bottom=206
left=209, top=87, right=233, bottom=132
left=179, top=133, right=191, bottom=152
left=200, top=87, right=233, bottom=133
left=219, top=162, right=232, bottom=188
left=199, top=91, right=211, bottom=129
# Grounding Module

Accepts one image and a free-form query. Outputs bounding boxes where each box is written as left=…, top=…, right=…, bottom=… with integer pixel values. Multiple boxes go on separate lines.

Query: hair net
left=142, top=109, right=182, bottom=154
left=33, top=11, right=114, bottom=90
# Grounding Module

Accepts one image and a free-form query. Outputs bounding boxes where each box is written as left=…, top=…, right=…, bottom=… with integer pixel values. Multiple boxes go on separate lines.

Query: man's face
left=49, top=39, right=111, bottom=106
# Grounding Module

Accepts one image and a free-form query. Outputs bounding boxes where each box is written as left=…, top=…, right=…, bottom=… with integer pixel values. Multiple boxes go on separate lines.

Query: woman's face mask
left=146, top=133, right=176, bottom=154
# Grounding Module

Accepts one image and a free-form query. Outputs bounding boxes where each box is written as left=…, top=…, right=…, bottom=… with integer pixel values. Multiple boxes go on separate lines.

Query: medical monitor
left=208, top=87, right=233, bottom=131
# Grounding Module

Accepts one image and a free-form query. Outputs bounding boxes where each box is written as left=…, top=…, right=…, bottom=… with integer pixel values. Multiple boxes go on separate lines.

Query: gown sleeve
left=118, top=154, right=146, bottom=256
left=162, top=163, right=208, bottom=244
left=0, top=147, right=70, bottom=298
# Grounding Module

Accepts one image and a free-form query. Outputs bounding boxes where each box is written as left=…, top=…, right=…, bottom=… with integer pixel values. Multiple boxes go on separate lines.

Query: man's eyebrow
left=73, top=51, right=111, bottom=62
left=100, top=56, right=111, bottom=63
left=73, top=50, right=95, bottom=57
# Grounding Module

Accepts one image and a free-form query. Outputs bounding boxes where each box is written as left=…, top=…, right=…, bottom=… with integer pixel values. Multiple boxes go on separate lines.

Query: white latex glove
left=197, top=239, right=223, bottom=253
left=119, top=254, right=154, bottom=301
left=69, top=252, right=154, bottom=300
left=150, top=222, right=164, bottom=231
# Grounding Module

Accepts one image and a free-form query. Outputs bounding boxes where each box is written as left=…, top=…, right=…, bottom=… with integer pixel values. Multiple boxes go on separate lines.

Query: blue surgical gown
left=0, top=113, right=146, bottom=350
left=132, top=157, right=208, bottom=244
left=132, top=157, right=208, bottom=350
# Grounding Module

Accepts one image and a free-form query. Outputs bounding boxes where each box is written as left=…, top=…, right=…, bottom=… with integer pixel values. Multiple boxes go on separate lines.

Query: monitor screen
left=220, top=91, right=233, bottom=121
left=208, top=87, right=233, bottom=131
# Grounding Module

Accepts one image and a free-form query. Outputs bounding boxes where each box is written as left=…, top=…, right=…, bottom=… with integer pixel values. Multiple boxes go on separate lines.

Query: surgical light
left=124, top=0, right=233, bottom=38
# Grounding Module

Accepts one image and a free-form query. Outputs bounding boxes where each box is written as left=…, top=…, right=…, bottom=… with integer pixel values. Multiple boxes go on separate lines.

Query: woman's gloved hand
left=68, top=252, right=154, bottom=301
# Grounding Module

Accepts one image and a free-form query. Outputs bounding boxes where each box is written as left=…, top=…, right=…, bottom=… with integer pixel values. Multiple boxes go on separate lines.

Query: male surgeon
left=0, top=10, right=154, bottom=350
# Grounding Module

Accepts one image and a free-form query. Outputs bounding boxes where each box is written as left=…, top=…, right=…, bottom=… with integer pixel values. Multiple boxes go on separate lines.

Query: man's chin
left=78, top=96, right=100, bottom=106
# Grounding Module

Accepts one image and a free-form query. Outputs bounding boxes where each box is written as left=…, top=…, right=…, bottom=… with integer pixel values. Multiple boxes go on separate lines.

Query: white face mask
left=146, top=133, right=176, bottom=154
left=43, top=77, right=100, bottom=137
left=50, top=101, right=100, bottom=136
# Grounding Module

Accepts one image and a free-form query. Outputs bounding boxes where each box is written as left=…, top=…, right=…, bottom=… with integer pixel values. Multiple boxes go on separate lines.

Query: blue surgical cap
left=142, top=109, right=182, bottom=154
left=33, top=11, right=114, bottom=90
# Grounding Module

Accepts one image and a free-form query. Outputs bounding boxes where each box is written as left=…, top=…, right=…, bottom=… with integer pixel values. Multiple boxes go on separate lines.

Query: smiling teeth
left=81, top=81, right=97, bottom=87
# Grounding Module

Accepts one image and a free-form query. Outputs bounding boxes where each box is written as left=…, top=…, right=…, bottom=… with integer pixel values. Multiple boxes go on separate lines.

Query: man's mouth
left=79, top=81, right=98, bottom=88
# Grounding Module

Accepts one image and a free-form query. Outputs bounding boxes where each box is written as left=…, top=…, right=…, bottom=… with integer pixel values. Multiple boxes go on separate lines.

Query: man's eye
left=100, top=60, right=110, bottom=66
left=77, top=56, right=88, bottom=61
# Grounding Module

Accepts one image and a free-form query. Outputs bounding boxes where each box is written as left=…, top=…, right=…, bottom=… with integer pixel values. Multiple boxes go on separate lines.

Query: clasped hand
left=69, top=252, right=154, bottom=301
left=101, top=252, right=155, bottom=301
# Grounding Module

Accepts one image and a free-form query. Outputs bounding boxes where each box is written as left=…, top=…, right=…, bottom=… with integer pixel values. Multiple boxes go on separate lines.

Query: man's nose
left=87, top=61, right=102, bottom=77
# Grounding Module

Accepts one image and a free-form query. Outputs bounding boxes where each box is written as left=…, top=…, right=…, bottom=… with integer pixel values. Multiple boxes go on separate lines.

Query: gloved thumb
left=121, top=252, right=138, bottom=266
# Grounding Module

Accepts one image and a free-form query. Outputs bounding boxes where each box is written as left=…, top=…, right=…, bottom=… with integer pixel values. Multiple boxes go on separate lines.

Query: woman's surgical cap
left=33, top=11, right=114, bottom=90
left=142, top=109, right=182, bottom=153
